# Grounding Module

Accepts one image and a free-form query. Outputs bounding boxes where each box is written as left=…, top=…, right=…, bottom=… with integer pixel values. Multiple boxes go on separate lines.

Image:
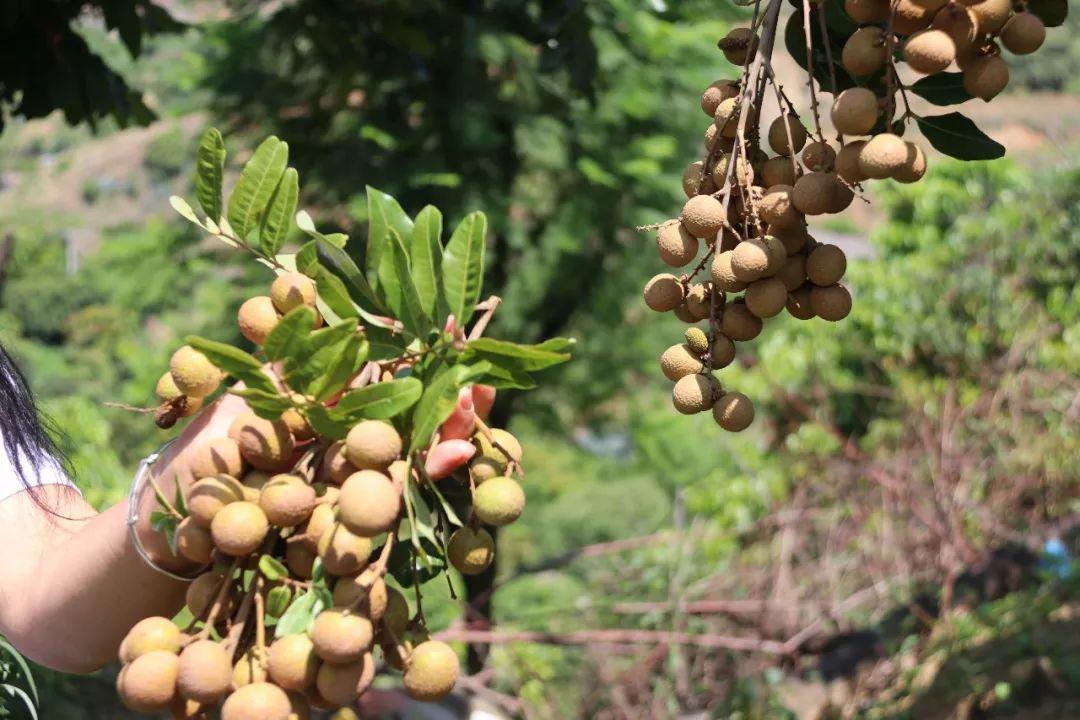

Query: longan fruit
left=903, top=29, right=956, bottom=73
left=701, top=79, right=739, bottom=117
left=311, top=610, right=374, bottom=664
left=776, top=251, right=808, bottom=292
left=238, top=296, right=280, bottom=346
left=787, top=285, right=816, bottom=320
left=760, top=155, right=799, bottom=187
left=713, top=97, right=741, bottom=139
left=842, top=27, right=887, bottom=77
left=315, top=654, right=375, bottom=707
left=679, top=195, right=727, bottom=239
left=807, top=244, right=847, bottom=286
left=188, top=475, right=246, bottom=528
left=672, top=374, right=716, bottom=415
left=403, top=641, right=460, bottom=702
left=267, top=634, right=319, bottom=691
left=771, top=224, right=810, bottom=256
left=713, top=392, right=755, bottom=432
left=176, top=516, right=214, bottom=564
left=963, top=55, right=1009, bottom=101
left=285, top=542, right=317, bottom=580
left=712, top=334, right=737, bottom=368
left=673, top=303, right=698, bottom=323
left=844, top=0, right=889, bottom=23
left=270, top=271, right=317, bottom=314
left=477, top=428, right=523, bottom=466
left=1000, top=12, right=1045, bottom=55
left=169, top=345, right=221, bottom=399
left=682, top=161, right=706, bottom=197
left=969, top=0, right=1012, bottom=34
left=809, top=284, right=853, bottom=321
left=380, top=586, right=410, bottom=640
left=338, top=470, right=400, bottom=537
left=259, top=474, right=317, bottom=528
left=719, top=27, right=758, bottom=66
left=827, top=177, right=855, bottom=214
left=333, top=574, right=389, bottom=619
left=801, top=142, right=835, bottom=172
left=344, top=420, right=402, bottom=471
left=683, top=283, right=713, bottom=320
left=894, top=142, right=927, bottom=183
left=684, top=327, right=709, bottom=355
left=711, top=250, right=748, bottom=292
left=834, top=141, right=867, bottom=183
left=760, top=185, right=802, bottom=229
left=211, top=501, right=269, bottom=557
left=317, top=522, right=374, bottom=576
left=240, top=469, right=271, bottom=502
left=761, top=235, right=787, bottom=275
left=767, top=115, right=807, bottom=156
left=731, top=238, right=771, bottom=282
left=189, top=437, right=245, bottom=481
left=118, top=650, right=179, bottom=712
left=120, top=617, right=181, bottom=664
left=660, top=344, right=704, bottom=382
left=657, top=221, right=699, bottom=267
left=792, top=172, right=837, bottom=216
left=721, top=301, right=764, bottom=342
left=232, top=647, right=267, bottom=689
left=473, top=476, right=525, bottom=526
left=932, top=4, right=979, bottom=54
left=281, top=408, right=314, bottom=442
left=470, top=457, right=503, bottom=484
left=857, top=134, right=908, bottom=179
left=185, top=569, right=231, bottom=618
left=177, top=640, right=232, bottom=704
left=711, top=152, right=754, bottom=186
left=704, top=123, right=733, bottom=155
left=448, top=526, right=495, bottom=575
left=317, top=441, right=355, bottom=486
left=220, top=682, right=292, bottom=720
left=892, top=0, right=935, bottom=34
left=643, top=273, right=686, bottom=312
left=831, top=88, right=879, bottom=136
left=297, top=503, right=336, bottom=553
left=745, top=277, right=788, bottom=318
left=155, top=372, right=202, bottom=417
left=229, top=412, right=296, bottom=472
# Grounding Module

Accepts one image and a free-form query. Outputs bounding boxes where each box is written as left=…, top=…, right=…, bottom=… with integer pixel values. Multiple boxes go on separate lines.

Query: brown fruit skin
left=787, top=285, right=816, bottom=320
left=155, top=372, right=203, bottom=417
left=229, top=412, right=296, bottom=472
left=268, top=634, right=319, bottom=691
left=969, top=0, right=1012, bottom=34
left=711, top=152, right=754, bottom=186
left=188, top=475, right=246, bottom=528
left=311, top=610, right=374, bottom=664
left=315, top=654, right=376, bottom=707
left=771, top=224, right=810, bottom=256
left=701, top=79, right=739, bottom=117
left=745, top=278, right=788, bottom=318
left=682, top=161, right=706, bottom=197
left=169, top=345, right=221, bottom=399
left=240, top=470, right=271, bottom=502
left=344, top=419, right=402, bottom=472
left=760, top=156, right=799, bottom=187
left=844, top=0, right=889, bottom=23
left=232, top=648, right=267, bottom=689
left=858, top=134, right=908, bottom=179
left=719, top=27, right=759, bottom=65
left=177, top=640, right=232, bottom=704
left=826, top=177, right=854, bottom=214
left=299, top=502, right=336, bottom=553
left=210, top=501, right=270, bottom=557
left=721, top=302, right=764, bottom=342
left=317, top=523, right=373, bottom=576
left=831, top=88, right=879, bottom=137
left=731, top=238, right=771, bottom=282
left=120, top=617, right=181, bottom=664
left=281, top=408, right=314, bottom=441
left=713, top=97, right=741, bottom=139
left=660, top=344, right=704, bottom=382
left=679, top=195, right=727, bottom=239
left=1001, top=12, right=1045, bottom=55
left=473, top=476, right=526, bottom=526
left=448, top=526, right=496, bottom=575
left=810, top=284, right=853, bottom=321
left=260, top=474, right=317, bottom=528
left=894, top=142, right=927, bottom=184
left=760, top=185, right=802, bottom=229
left=903, top=29, right=956, bottom=74
left=842, top=27, right=887, bottom=77
left=777, top=252, right=808, bottom=292
left=683, top=283, right=713, bottom=321
left=712, top=335, right=737, bottom=368
left=333, top=574, right=388, bottom=619
left=834, top=141, right=868, bottom=183
left=270, top=271, right=318, bottom=314
left=892, top=0, right=935, bottom=34
left=767, top=115, right=807, bottom=156
left=221, top=682, right=293, bottom=720
left=711, top=250, right=748, bottom=292
left=189, top=437, right=245, bottom=480
left=403, top=641, right=460, bottom=702
left=657, top=221, right=698, bottom=267
left=338, top=470, right=401, bottom=537
left=380, top=586, right=411, bottom=640
left=185, top=570, right=231, bottom=618
left=713, top=392, right=755, bottom=432
left=238, top=296, right=280, bottom=346
left=643, top=273, right=686, bottom=313
left=963, top=55, right=1009, bottom=101
left=118, top=650, right=179, bottom=712
left=672, top=374, right=717, bottom=415
left=176, top=516, right=214, bottom=564
left=933, top=4, right=979, bottom=54
left=285, top=542, right=316, bottom=580
left=801, top=142, right=835, bottom=172
left=317, top=441, right=355, bottom=486
left=792, top=172, right=836, bottom=216
left=807, top=244, right=848, bottom=286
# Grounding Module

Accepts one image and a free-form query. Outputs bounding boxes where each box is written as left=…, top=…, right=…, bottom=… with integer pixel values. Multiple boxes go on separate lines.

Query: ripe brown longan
left=154, top=372, right=202, bottom=417
left=120, top=617, right=181, bottom=664
left=238, top=296, right=280, bottom=346
left=719, top=27, right=759, bottom=66
left=380, top=586, right=411, bottom=640
left=713, top=98, right=741, bottom=139
left=333, top=573, right=388, bottom=619
left=660, top=344, right=704, bottom=382
left=185, top=569, right=231, bottom=618
left=891, top=0, right=935, bottom=34
left=711, top=334, right=737, bottom=368
left=767, top=115, right=807, bottom=156
left=684, top=283, right=713, bottom=320
left=270, top=271, right=317, bottom=314
left=762, top=235, right=788, bottom=275
left=472, top=476, right=525, bottom=526
left=807, top=244, right=848, bottom=286
left=317, top=523, right=374, bottom=576
left=809, top=284, right=853, bottom=321
left=857, top=134, right=908, bottom=179
left=827, top=176, right=855, bottom=214
left=745, top=278, right=788, bottom=318
left=801, top=142, right=835, bottom=172
left=220, top=682, right=292, bottom=720
left=680, top=195, right=727, bottom=239
left=189, top=437, right=245, bottom=481
left=933, top=4, right=979, bottom=55
left=968, top=0, right=1012, bottom=34
left=771, top=224, right=810, bottom=256
left=338, top=470, right=401, bottom=536
left=657, top=221, right=699, bottom=267
left=259, top=474, right=317, bottom=528
left=792, top=172, right=837, bottom=216
left=285, top=542, right=317, bottom=580
left=831, top=88, right=879, bottom=137
left=721, top=301, right=764, bottom=342
left=842, top=27, right=887, bottom=77
left=712, top=392, right=755, bottom=432
left=711, top=250, right=748, bottom=292
left=1000, top=12, right=1045, bottom=55
left=787, top=285, right=816, bottom=320
left=169, top=345, right=221, bottom=399
left=731, top=238, right=771, bottom=282
left=177, top=640, right=232, bottom=704
left=894, top=142, right=927, bottom=183
left=175, top=516, right=214, bottom=564
left=711, top=153, right=754, bottom=186
left=643, top=274, right=686, bottom=312
left=963, top=55, right=1009, bottom=101
left=701, top=79, right=739, bottom=117
left=759, top=185, right=802, bottom=229
left=776, top=252, right=808, bottom=292
left=447, top=526, right=495, bottom=575
left=903, top=29, right=956, bottom=74
left=672, top=374, right=717, bottom=414
left=232, top=647, right=267, bottom=689
left=345, top=419, right=402, bottom=471
left=317, top=441, right=355, bottom=485
left=267, top=634, right=318, bottom=691
left=403, top=641, right=460, bottom=702
left=835, top=141, right=868, bottom=183
left=315, top=654, right=375, bottom=707
left=760, top=156, right=799, bottom=187
left=682, top=161, right=705, bottom=197
left=312, top=610, right=374, bottom=664
left=118, top=650, right=179, bottom=712
left=844, top=0, right=889, bottom=23
left=229, top=412, right=295, bottom=472
left=211, top=501, right=270, bottom=556
left=187, top=475, right=245, bottom=528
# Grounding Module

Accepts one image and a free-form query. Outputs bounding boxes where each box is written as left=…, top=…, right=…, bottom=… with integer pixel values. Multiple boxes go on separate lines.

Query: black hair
left=0, top=344, right=73, bottom=500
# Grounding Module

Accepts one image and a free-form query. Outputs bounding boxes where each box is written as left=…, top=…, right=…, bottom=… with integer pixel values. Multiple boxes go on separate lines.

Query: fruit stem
left=197, top=557, right=242, bottom=637
left=467, top=295, right=502, bottom=341
left=801, top=0, right=827, bottom=143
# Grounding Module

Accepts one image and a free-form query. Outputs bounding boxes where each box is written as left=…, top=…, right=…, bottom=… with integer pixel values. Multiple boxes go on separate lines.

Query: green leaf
left=265, top=586, right=292, bottom=619
left=909, top=72, right=973, bottom=106
left=308, top=332, right=369, bottom=401
left=169, top=195, right=203, bottom=228
left=296, top=241, right=318, bottom=275
left=331, top=378, right=423, bottom=422
left=466, top=363, right=537, bottom=390
left=150, top=511, right=179, bottom=555
left=442, top=211, right=487, bottom=327
left=274, top=589, right=319, bottom=637
left=229, top=388, right=293, bottom=419
left=463, top=337, right=573, bottom=372
left=184, top=336, right=278, bottom=395
left=260, top=167, right=298, bottom=257
left=410, top=362, right=491, bottom=450
left=303, top=406, right=352, bottom=440
left=1028, top=0, right=1067, bottom=26
left=314, top=266, right=360, bottom=321
left=316, top=237, right=387, bottom=316
left=916, top=112, right=1005, bottom=161
left=263, top=306, right=317, bottom=361
left=366, top=186, right=414, bottom=284
left=194, top=127, right=226, bottom=222
left=283, top=320, right=364, bottom=397
left=390, top=228, right=432, bottom=336
left=227, top=136, right=289, bottom=242
left=0, top=638, right=37, bottom=706
left=259, top=555, right=289, bottom=582
left=410, top=205, right=443, bottom=319
left=784, top=10, right=856, bottom=93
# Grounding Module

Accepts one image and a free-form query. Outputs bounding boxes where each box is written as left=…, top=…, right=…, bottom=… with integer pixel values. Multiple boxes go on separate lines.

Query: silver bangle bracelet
left=126, top=439, right=204, bottom=582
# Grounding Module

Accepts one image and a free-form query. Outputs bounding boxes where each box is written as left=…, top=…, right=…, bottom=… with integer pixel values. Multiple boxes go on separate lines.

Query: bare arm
left=0, top=393, right=248, bottom=674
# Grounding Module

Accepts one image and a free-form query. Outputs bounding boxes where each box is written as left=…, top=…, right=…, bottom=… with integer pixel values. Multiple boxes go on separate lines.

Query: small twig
left=434, top=627, right=788, bottom=654
left=467, top=295, right=502, bottom=341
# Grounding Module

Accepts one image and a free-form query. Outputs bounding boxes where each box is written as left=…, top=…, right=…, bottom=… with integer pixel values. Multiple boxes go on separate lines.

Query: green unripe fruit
left=713, top=392, right=755, bottom=432
left=660, top=344, right=703, bottom=382
left=259, top=474, right=317, bottom=528
left=238, top=296, right=280, bottom=346
left=229, top=412, right=296, bottom=472
left=169, top=345, right=221, bottom=399
left=177, top=639, right=232, bottom=704
left=345, top=420, right=402, bottom=471
left=672, top=374, right=717, bottom=415
left=657, top=221, right=699, bottom=268
left=311, top=610, right=374, bottom=664
left=767, top=115, right=807, bottom=156
left=317, top=522, right=373, bottom=576
left=117, top=650, right=179, bottom=713
left=447, top=526, right=495, bottom=575
left=807, top=244, right=847, bottom=286
left=188, top=475, right=245, bottom=528
left=809, top=284, right=853, bottom=321
left=684, top=327, right=709, bottom=355
left=270, top=271, right=318, bottom=314
left=338, top=470, right=400, bottom=537
left=403, top=641, right=460, bottom=702
left=221, top=682, right=292, bottom=720
left=470, top=457, right=504, bottom=484
left=267, top=634, right=318, bottom=691
left=477, top=428, right=523, bottom=466
left=119, top=617, right=181, bottom=664
left=643, top=273, right=686, bottom=312
left=472, top=476, right=525, bottom=526
left=211, top=501, right=269, bottom=557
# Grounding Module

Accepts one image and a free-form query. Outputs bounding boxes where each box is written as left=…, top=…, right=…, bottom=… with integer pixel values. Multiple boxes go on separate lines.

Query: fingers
left=424, top=439, right=476, bottom=480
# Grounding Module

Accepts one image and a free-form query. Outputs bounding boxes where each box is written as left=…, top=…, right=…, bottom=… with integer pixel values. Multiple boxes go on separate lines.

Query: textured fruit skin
left=969, top=0, right=1011, bottom=34
left=221, top=682, right=293, bottom=720
left=807, top=244, right=847, bottom=286
left=317, top=523, right=373, bottom=576
left=844, top=0, right=889, bottom=23
left=713, top=392, right=755, bottom=432
left=176, top=516, right=214, bottom=564
left=792, top=172, right=836, bottom=216
left=211, top=501, right=270, bottom=557
left=801, top=142, right=835, bottom=172
left=155, top=372, right=202, bottom=416
left=768, top=115, right=807, bottom=156
left=810, top=284, right=853, bottom=321
left=831, top=88, right=879, bottom=136
left=713, top=97, right=741, bottom=138
left=711, top=334, right=736, bottom=368
left=268, top=634, right=319, bottom=691
left=229, top=413, right=296, bottom=472
left=185, top=570, right=230, bottom=618
left=403, top=641, right=460, bottom=702
left=710, top=251, right=748, bottom=292
left=892, top=0, right=935, bottom=34
left=657, top=221, right=698, bottom=267
left=470, top=457, right=503, bottom=484
left=344, top=420, right=402, bottom=471
left=933, top=4, right=979, bottom=53
left=772, top=224, right=809, bottom=256
left=679, top=195, right=727, bottom=239
left=684, top=327, right=709, bottom=355
left=333, top=574, right=388, bottom=619
left=169, top=345, right=221, bottom=399
left=760, top=185, right=801, bottom=229
left=835, top=141, right=867, bottom=183
left=842, top=27, right=887, bottom=76
left=238, top=296, right=280, bottom=346
left=317, top=441, right=356, bottom=485
left=232, top=648, right=267, bottom=689
left=894, top=142, right=927, bottom=183
left=682, top=161, right=705, bottom=197
left=311, top=610, right=374, bottom=664
left=472, top=476, right=526, bottom=526
left=270, top=271, right=318, bottom=313
left=660, top=344, right=704, bottom=382
left=719, top=27, right=758, bottom=65
left=177, top=640, right=232, bottom=703
left=315, top=654, right=375, bottom=707
left=858, top=134, right=908, bottom=179
left=731, top=238, right=771, bottom=282
left=681, top=283, right=710, bottom=320
left=643, top=273, right=686, bottom=312
left=903, top=29, right=956, bottom=73
left=721, top=302, right=764, bottom=342
left=711, top=152, right=754, bottom=186
left=1001, top=13, right=1045, bottom=55
left=299, top=503, right=335, bottom=552
left=672, top=374, right=716, bottom=414
left=787, top=285, right=816, bottom=320
left=448, top=526, right=495, bottom=575
left=701, top=79, right=738, bottom=117
left=190, top=437, right=246, bottom=481
left=761, top=156, right=798, bottom=187
left=381, top=586, right=410, bottom=639
left=188, top=475, right=245, bottom=528
left=338, top=470, right=400, bottom=536
left=120, top=617, right=181, bottom=664
left=963, top=55, right=1009, bottom=101
left=118, top=650, right=179, bottom=712
left=745, top=278, right=788, bottom=318
left=259, top=475, right=317, bottom=528
left=477, top=428, right=523, bottom=467
left=776, top=251, right=808, bottom=292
